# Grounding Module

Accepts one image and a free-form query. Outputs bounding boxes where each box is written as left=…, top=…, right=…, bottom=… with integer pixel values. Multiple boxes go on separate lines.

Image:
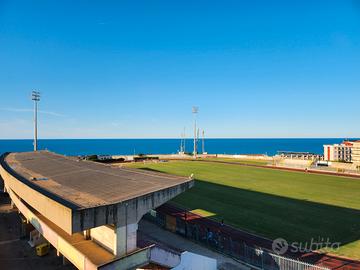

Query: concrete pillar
left=10, top=199, right=15, bottom=209
left=125, top=223, right=138, bottom=253
left=62, top=256, right=70, bottom=265
left=84, top=229, right=90, bottom=240
left=114, top=225, right=126, bottom=256
left=114, top=223, right=138, bottom=256
left=90, top=223, right=138, bottom=257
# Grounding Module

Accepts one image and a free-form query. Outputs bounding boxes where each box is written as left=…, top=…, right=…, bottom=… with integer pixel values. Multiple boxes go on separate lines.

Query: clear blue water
left=0, top=138, right=353, bottom=156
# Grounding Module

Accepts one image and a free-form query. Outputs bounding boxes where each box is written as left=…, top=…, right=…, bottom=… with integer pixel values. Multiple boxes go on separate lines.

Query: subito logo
left=272, top=238, right=288, bottom=255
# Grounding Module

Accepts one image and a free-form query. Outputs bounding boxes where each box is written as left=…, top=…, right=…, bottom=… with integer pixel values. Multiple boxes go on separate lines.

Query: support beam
left=84, top=229, right=90, bottom=240
left=91, top=223, right=139, bottom=257
left=10, top=199, right=16, bottom=209
left=115, top=225, right=126, bottom=256
left=126, top=223, right=138, bottom=254
left=114, top=223, right=138, bottom=256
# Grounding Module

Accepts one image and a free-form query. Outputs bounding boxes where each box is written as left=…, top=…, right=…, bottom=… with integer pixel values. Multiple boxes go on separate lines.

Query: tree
left=87, top=155, right=98, bottom=161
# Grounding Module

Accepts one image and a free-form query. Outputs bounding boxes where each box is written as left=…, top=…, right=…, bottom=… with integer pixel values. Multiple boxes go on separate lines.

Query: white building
left=352, top=141, right=360, bottom=165
left=323, top=141, right=353, bottom=162
left=97, top=155, right=113, bottom=161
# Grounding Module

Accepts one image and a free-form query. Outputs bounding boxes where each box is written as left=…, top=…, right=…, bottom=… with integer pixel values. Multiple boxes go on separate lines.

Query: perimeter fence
left=145, top=205, right=329, bottom=270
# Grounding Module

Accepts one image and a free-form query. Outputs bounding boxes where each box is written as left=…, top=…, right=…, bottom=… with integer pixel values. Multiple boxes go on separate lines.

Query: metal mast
left=202, top=129, right=205, bottom=154
left=180, top=129, right=184, bottom=153
left=192, top=106, right=198, bottom=158
left=31, top=91, right=40, bottom=151
left=197, top=128, right=200, bottom=151
left=179, top=131, right=183, bottom=153
left=183, top=127, right=186, bottom=153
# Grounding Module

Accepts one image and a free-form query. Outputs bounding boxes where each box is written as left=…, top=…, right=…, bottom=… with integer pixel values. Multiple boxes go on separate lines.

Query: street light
left=192, top=106, right=198, bottom=158
left=31, top=91, right=40, bottom=151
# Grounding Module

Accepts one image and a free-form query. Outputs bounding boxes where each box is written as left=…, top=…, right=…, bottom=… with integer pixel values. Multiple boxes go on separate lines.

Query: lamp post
left=202, top=129, right=205, bottom=154
left=192, top=106, right=198, bottom=158
left=31, top=91, right=40, bottom=151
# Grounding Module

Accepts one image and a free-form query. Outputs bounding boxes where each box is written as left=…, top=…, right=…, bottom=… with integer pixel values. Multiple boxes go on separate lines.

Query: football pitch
left=128, top=160, right=360, bottom=259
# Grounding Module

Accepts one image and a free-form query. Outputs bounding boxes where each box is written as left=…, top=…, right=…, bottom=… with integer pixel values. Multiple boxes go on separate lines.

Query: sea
left=0, top=138, right=354, bottom=157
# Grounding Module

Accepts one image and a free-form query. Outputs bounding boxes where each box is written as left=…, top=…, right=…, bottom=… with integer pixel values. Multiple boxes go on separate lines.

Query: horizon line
left=0, top=137, right=357, bottom=140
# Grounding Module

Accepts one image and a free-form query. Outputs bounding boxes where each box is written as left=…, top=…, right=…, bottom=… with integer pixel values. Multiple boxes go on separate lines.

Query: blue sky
left=0, top=1, right=359, bottom=139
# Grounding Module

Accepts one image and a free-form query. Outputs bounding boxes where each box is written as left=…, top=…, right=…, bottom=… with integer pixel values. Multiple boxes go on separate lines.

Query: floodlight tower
left=192, top=106, right=198, bottom=158
left=182, top=127, right=186, bottom=153
left=183, top=127, right=186, bottom=153
left=179, top=130, right=184, bottom=154
left=202, top=129, right=205, bottom=154
left=31, top=91, right=40, bottom=151
left=197, top=128, right=200, bottom=150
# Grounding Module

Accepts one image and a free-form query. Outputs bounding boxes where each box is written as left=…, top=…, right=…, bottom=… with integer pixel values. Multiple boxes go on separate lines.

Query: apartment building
left=323, top=141, right=353, bottom=162
left=352, top=141, right=360, bottom=165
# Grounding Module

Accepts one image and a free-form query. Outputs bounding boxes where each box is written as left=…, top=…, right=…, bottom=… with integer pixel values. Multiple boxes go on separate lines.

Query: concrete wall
left=149, top=246, right=181, bottom=268
left=99, top=247, right=151, bottom=270
left=329, top=162, right=357, bottom=171
left=91, top=225, right=117, bottom=254
left=6, top=187, right=98, bottom=270
left=217, top=154, right=272, bottom=160
left=352, top=142, right=360, bottom=165
left=278, top=158, right=312, bottom=169
left=0, top=165, right=73, bottom=234
left=88, top=222, right=138, bottom=256
left=72, top=181, right=194, bottom=233
left=125, top=223, right=137, bottom=253
left=172, top=252, right=217, bottom=270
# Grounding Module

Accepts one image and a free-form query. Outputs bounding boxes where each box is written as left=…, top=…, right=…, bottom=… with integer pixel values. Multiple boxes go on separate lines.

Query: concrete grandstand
left=0, top=151, right=218, bottom=270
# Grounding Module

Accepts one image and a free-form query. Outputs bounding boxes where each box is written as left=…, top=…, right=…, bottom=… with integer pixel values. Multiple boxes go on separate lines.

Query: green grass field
left=198, top=157, right=270, bottom=165
left=128, top=160, right=360, bottom=259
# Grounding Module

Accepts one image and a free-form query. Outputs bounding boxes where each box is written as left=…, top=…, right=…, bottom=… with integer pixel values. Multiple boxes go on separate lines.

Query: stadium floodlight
left=31, top=91, right=40, bottom=151
left=192, top=106, right=199, bottom=158
left=202, top=129, right=205, bottom=154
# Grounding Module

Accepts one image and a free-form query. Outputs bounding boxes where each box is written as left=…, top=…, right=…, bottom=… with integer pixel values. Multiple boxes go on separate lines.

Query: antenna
left=202, top=129, right=205, bottom=154
left=183, top=127, right=186, bottom=153
left=180, top=127, right=186, bottom=154
left=192, top=106, right=198, bottom=158
left=179, top=129, right=184, bottom=153
left=196, top=128, right=200, bottom=155
left=31, top=91, right=40, bottom=151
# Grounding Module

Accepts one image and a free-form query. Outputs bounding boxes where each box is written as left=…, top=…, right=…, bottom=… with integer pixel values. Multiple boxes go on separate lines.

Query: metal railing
left=145, top=209, right=329, bottom=270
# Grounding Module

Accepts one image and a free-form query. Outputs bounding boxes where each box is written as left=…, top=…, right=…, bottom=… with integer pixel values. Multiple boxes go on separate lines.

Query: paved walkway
left=138, top=219, right=250, bottom=270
